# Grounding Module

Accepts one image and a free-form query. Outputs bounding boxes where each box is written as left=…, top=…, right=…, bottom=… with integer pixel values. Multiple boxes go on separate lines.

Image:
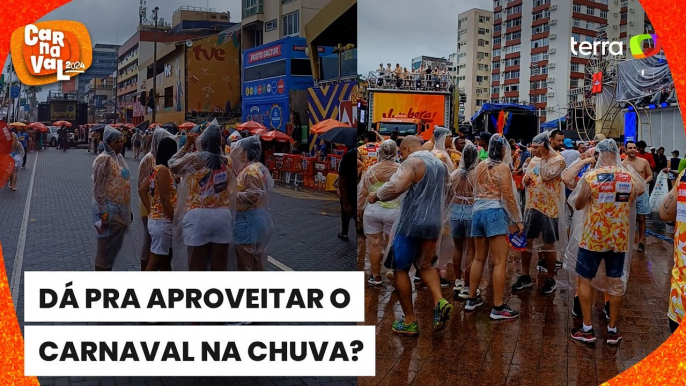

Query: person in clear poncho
left=138, top=137, right=179, bottom=271
left=466, top=134, right=523, bottom=320
left=511, top=131, right=568, bottom=295
left=230, top=135, right=274, bottom=271
left=449, top=141, right=479, bottom=300
left=368, top=135, right=453, bottom=336
left=357, top=140, right=401, bottom=285
left=428, top=127, right=455, bottom=287
left=92, top=126, right=132, bottom=271
left=137, top=128, right=175, bottom=270
left=131, top=129, right=143, bottom=160
left=566, top=139, right=645, bottom=344
left=8, top=132, right=24, bottom=191
left=169, top=120, right=236, bottom=272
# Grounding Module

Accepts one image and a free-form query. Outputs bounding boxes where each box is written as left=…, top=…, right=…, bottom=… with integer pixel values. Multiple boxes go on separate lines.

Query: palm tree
left=25, top=85, right=41, bottom=121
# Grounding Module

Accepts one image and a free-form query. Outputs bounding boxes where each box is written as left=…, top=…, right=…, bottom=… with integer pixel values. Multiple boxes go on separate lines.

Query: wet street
left=357, top=219, right=674, bottom=386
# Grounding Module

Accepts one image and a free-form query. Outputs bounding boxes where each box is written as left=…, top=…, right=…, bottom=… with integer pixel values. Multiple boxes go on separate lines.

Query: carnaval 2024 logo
left=10, top=21, right=93, bottom=86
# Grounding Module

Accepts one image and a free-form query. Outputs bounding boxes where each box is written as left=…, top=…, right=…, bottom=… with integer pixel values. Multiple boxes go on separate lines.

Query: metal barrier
left=367, top=71, right=452, bottom=92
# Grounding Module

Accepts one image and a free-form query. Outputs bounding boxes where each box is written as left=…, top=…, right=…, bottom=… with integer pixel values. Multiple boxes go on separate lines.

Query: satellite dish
left=185, top=40, right=193, bottom=48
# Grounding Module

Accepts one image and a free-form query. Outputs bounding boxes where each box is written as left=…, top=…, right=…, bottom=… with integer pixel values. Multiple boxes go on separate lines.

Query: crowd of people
left=358, top=127, right=684, bottom=344
left=90, top=122, right=274, bottom=304
left=373, top=63, right=451, bottom=91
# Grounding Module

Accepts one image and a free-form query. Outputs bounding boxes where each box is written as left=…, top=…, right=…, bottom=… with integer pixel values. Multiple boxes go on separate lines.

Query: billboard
left=243, top=100, right=290, bottom=131
left=308, top=81, right=359, bottom=126
left=371, top=92, right=447, bottom=127
left=61, top=78, right=77, bottom=93
left=50, top=101, right=77, bottom=120
left=186, top=30, right=241, bottom=113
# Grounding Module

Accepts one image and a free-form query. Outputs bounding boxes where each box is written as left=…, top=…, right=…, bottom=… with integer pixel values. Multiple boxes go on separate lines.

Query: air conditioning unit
left=630, top=7, right=635, bottom=13
left=551, top=4, right=558, bottom=10
left=547, top=91, right=555, bottom=97
left=549, top=77, right=555, bottom=83
left=551, top=19, right=557, bottom=25
left=613, top=12, right=619, bottom=17
left=614, top=0, right=619, bottom=4
left=549, top=48, right=556, bottom=54
left=550, top=33, right=557, bottom=39
left=629, top=21, right=635, bottom=26
left=613, top=25, right=619, bottom=29
left=549, top=63, right=556, bottom=68
left=547, top=106, right=555, bottom=111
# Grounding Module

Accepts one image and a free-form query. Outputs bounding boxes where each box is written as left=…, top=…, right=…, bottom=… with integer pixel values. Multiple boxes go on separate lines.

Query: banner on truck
left=371, top=93, right=446, bottom=127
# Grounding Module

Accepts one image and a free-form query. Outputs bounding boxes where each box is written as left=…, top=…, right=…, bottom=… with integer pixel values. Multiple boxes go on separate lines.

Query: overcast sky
left=358, top=0, right=491, bottom=75
left=2, top=0, right=240, bottom=100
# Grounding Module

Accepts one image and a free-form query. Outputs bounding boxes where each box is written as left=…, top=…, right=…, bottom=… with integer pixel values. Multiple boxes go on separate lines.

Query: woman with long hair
left=139, top=137, right=179, bottom=271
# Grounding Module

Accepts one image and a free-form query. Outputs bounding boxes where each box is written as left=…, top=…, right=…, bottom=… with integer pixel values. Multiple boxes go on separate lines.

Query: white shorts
left=363, top=204, right=399, bottom=236
left=182, top=207, right=233, bottom=246
left=148, top=218, right=172, bottom=255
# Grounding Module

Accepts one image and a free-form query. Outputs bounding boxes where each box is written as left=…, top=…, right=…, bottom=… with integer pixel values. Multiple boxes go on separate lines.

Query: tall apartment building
left=78, top=44, right=119, bottom=99
left=489, top=0, right=653, bottom=124
left=241, top=0, right=332, bottom=50
left=457, top=8, right=493, bottom=120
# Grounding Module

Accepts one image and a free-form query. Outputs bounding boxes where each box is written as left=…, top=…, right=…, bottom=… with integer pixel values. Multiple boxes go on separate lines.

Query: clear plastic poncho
left=169, top=119, right=237, bottom=272
left=377, top=147, right=449, bottom=284
left=91, top=126, right=133, bottom=270
left=10, top=133, right=24, bottom=171
left=522, top=131, right=569, bottom=260
left=564, top=139, right=646, bottom=296
left=448, top=141, right=479, bottom=274
left=473, top=134, right=522, bottom=224
left=357, top=140, right=402, bottom=275
left=137, top=128, right=175, bottom=264
left=230, top=135, right=275, bottom=271
left=431, top=127, right=455, bottom=174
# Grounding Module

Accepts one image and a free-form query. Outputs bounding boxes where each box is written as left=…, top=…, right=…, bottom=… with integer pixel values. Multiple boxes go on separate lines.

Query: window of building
left=532, top=24, right=549, bottom=35
left=493, top=37, right=501, bottom=46
left=254, top=28, right=263, bottom=46
left=479, top=15, right=491, bottom=22
left=494, top=24, right=502, bottom=32
left=571, top=63, right=580, bottom=72
left=504, top=84, right=519, bottom=92
left=573, top=3, right=581, bottom=13
left=504, top=70, right=519, bottom=79
left=600, top=10, right=608, bottom=18
left=478, top=64, right=489, bottom=71
left=492, top=74, right=500, bottom=81
left=620, top=25, right=627, bottom=33
left=570, top=78, right=579, bottom=87
left=493, top=62, right=500, bottom=70
left=479, top=39, right=490, bottom=47
left=494, top=1, right=501, bottom=8
left=506, top=31, right=521, bottom=41
left=282, top=11, right=299, bottom=37
left=507, top=5, right=522, bottom=15
left=478, top=28, right=488, bottom=35
left=265, top=19, right=277, bottom=32
left=492, top=86, right=500, bottom=94
left=492, top=48, right=501, bottom=57
left=531, top=38, right=548, bottom=48
left=164, top=86, right=173, bottom=108
left=504, top=44, right=521, bottom=54
left=621, top=13, right=627, bottom=20
left=533, top=0, right=548, bottom=6
left=586, top=6, right=595, bottom=16
left=573, top=19, right=580, bottom=27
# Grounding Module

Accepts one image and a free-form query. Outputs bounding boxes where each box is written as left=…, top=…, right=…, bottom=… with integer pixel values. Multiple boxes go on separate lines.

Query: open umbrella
left=53, top=121, right=72, bottom=127
left=148, top=122, right=162, bottom=129
left=318, top=127, right=357, bottom=147
left=124, top=123, right=134, bottom=129
left=162, top=122, right=178, bottom=135
left=9, top=122, right=27, bottom=127
left=28, top=122, right=48, bottom=132
left=236, top=121, right=267, bottom=134
left=310, top=119, right=350, bottom=134
left=179, top=122, right=195, bottom=129
left=260, top=130, right=295, bottom=143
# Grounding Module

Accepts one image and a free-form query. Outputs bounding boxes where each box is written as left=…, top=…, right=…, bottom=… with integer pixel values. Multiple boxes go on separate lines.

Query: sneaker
left=392, top=319, right=419, bottom=336
left=511, top=275, right=533, bottom=291
left=603, top=301, right=610, bottom=321
left=453, top=279, right=465, bottom=292
left=465, top=295, right=484, bottom=311
left=385, top=271, right=395, bottom=281
left=555, top=261, right=563, bottom=271
left=571, top=327, right=597, bottom=343
left=637, top=242, right=645, bottom=253
left=572, top=295, right=582, bottom=318
left=540, top=278, right=557, bottom=295
left=413, top=276, right=422, bottom=285
left=536, top=258, right=548, bottom=273
left=337, top=233, right=349, bottom=241
left=490, top=304, right=520, bottom=320
left=439, top=277, right=451, bottom=288
left=606, top=328, right=622, bottom=345
left=367, top=276, right=382, bottom=286
left=433, top=298, right=453, bottom=331
left=456, top=287, right=479, bottom=300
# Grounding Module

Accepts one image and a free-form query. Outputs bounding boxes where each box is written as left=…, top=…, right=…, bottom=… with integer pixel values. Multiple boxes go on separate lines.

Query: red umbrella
left=28, top=122, right=48, bottom=133
left=178, top=122, right=196, bottom=129
left=260, top=130, right=295, bottom=143
left=124, top=124, right=134, bottom=129
left=310, top=119, right=349, bottom=134
left=53, top=121, right=72, bottom=127
left=148, top=122, right=162, bottom=129
left=236, top=120, right=267, bottom=134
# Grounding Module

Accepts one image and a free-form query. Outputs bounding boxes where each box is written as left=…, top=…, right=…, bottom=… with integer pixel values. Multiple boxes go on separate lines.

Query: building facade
left=241, top=0, right=333, bottom=51
left=78, top=44, right=119, bottom=101
left=411, top=55, right=450, bottom=72
left=457, top=8, right=493, bottom=120
left=489, top=0, right=653, bottom=124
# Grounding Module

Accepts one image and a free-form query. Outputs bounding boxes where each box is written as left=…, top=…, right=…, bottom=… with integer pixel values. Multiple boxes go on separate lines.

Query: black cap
left=480, top=132, right=492, bottom=141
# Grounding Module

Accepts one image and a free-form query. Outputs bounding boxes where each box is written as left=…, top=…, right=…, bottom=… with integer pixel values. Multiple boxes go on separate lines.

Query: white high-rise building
left=490, top=0, right=653, bottom=124
left=457, top=8, right=493, bottom=120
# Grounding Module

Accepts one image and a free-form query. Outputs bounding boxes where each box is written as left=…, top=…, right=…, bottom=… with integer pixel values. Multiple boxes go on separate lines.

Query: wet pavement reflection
left=357, top=218, right=674, bottom=386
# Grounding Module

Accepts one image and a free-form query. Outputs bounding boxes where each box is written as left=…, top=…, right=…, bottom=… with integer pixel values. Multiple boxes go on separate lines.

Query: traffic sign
left=10, top=86, right=19, bottom=99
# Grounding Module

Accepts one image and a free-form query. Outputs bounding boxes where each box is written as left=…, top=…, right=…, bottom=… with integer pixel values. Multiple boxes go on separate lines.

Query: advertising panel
left=243, top=100, right=290, bottom=131
left=371, top=92, right=447, bottom=127
left=308, top=81, right=359, bottom=126
left=50, top=101, right=77, bottom=120
left=61, top=77, right=77, bottom=93
left=186, top=29, right=241, bottom=113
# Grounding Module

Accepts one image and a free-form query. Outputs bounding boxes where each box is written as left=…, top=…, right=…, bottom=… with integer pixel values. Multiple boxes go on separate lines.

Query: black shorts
left=575, top=248, right=625, bottom=279
left=524, top=209, right=559, bottom=244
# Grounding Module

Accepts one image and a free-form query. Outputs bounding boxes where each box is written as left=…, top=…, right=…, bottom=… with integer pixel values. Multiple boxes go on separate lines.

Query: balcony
left=118, top=83, right=137, bottom=96
left=242, top=1, right=264, bottom=25
left=118, top=54, right=138, bottom=70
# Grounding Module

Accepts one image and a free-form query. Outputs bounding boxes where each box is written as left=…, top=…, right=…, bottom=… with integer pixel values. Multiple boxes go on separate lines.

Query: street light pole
left=151, top=6, right=159, bottom=123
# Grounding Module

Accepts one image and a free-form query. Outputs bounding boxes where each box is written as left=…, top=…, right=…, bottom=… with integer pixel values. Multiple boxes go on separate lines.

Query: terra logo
left=10, top=21, right=92, bottom=86
left=570, top=34, right=662, bottom=59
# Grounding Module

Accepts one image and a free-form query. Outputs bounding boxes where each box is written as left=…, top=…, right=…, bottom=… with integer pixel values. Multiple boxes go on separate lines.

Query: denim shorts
left=450, top=204, right=473, bottom=238
left=390, top=234, right=437, bottom=271
left=471, top=208, right=510, bottom=238
left=636, top=191, right=650, bottom=215
left=234, top=209, right=271, bottom=245
left=575, top=248, right=626, bottom=279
